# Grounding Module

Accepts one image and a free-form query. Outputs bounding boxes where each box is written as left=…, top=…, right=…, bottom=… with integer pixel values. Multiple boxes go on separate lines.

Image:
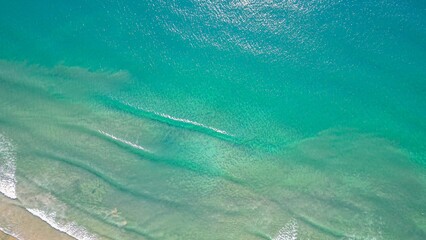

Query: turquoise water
left=0, top=0, right=425, bottom=239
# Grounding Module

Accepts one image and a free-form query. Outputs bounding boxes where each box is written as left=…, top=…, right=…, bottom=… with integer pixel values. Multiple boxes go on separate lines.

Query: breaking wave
left=0, top=133, right=17, bottom=199
left=27, top=208, right=97, bottom=240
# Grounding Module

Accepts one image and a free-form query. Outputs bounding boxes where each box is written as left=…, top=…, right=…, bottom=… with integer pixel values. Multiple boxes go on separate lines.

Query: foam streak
left=155, top=112, right=231, bottom=136
left=98, top=130, right=151, bottom=153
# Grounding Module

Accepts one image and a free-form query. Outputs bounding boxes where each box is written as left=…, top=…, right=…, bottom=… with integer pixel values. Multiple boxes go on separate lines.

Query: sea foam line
left=109, top=97, right=234, bottom=138
left=98, top=130, right=152, bottom=153
left=154, top=111, right=232, bottom=136
left=27, top=208, right=97, bottom=240
left=0, top=133, right=17, bottom=199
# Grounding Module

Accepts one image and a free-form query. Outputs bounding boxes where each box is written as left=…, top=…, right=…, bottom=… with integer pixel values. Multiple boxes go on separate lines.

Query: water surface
left=0, top=0, right=425, bottom=239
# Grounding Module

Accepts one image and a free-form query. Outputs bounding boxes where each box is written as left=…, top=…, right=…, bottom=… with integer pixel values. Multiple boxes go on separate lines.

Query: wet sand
left=0, top=194, right=74, bottom=240
left=0, top=231, right=17, bottom=240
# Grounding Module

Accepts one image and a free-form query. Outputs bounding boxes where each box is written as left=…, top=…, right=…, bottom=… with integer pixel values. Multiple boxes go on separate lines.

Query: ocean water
left=0, top=0, right=425, bottom=239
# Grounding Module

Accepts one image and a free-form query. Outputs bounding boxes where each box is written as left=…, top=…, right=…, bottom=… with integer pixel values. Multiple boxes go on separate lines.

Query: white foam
left=0, top=226, right=23, bottom=240
left=27, top=208, right=97, bottom=240
left=98, top=130, right=152, bottom=153
left=155, top=111, right=233, bottom=136
left=0, top=133, right=17, bottom=199
left=273, top=219, right=298, bottom=240
left=120, top=100, right=233, bottom=137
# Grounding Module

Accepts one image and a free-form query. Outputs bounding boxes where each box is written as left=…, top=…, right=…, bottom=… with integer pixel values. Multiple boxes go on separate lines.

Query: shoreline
left=0, top=230, right=17, bottom=240
left=0, top=193, right=75, bottom=240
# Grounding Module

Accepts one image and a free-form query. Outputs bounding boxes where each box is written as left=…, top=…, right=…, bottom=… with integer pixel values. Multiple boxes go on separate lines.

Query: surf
left=0, top=133, right=17, bottom=199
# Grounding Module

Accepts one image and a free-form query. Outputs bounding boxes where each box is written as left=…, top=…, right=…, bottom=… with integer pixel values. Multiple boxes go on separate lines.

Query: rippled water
left=0, top=0, right=425, bottom=239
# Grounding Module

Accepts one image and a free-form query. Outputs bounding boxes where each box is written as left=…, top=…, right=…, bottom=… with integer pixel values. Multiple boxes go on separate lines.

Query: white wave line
left=0, top=226, right=23, bottom=240
left=0, top=133, right=17, bottom=199
left=27, top=208, right=97, bottom=240
left=119, top=100, right=233, bottom=137
left=155, top=112, right=233, bottom=136
left=98, top=130, right=152, bottom=153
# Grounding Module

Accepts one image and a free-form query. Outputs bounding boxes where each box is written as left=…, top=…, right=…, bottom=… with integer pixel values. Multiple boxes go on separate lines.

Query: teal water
left=0, top=0, right=425, bottom=239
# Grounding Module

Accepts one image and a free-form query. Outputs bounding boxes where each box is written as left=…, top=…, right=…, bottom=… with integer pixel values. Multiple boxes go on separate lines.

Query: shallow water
left=0, top=0, right=425, bottom=239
